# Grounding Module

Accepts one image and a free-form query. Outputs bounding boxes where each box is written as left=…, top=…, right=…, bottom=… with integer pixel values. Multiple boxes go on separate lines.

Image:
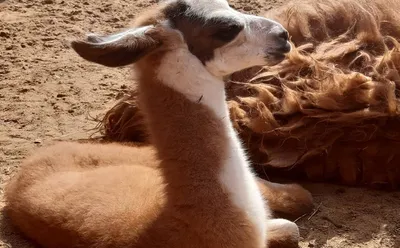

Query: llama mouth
left=265, top=52, right=287, bottom=64
left=265, top=42, right=291, bottom=63
left=268, top=52, right=286, bottom=60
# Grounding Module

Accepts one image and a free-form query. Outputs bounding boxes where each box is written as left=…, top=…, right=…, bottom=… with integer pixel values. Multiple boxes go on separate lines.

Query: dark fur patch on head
left=163, top=0, right=244, bottom=63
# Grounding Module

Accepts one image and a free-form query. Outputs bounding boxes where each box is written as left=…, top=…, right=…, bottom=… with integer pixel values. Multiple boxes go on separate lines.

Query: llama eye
left=207, top=17, right=244, bottom=42
left=213, top=24, right=243, bottom=42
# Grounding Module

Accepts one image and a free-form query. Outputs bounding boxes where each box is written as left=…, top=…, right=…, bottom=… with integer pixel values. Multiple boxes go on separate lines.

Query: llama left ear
left=71, top=25, right=162, bottom=67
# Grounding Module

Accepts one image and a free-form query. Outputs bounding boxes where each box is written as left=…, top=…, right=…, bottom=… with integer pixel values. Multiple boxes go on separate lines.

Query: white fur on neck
left=156, top=48, right=269, bottom=247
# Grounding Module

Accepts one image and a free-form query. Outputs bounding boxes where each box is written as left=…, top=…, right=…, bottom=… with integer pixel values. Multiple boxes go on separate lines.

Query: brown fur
left=5, top=142, right=304, bottom=248
left=136, top=42, right=261, bottom=246
left=5, top=3, right=311, bottom=248
left=98, top=0, right=400, bottom=190
left=231, top=0, right=400, bottom=189
left=256, top=179, right=313, bottom=220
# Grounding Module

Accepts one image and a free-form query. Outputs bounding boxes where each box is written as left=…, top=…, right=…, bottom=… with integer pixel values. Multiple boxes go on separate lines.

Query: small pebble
left=56, top=93, right=67, bottom=98
left=0, top=31, right=10, bottom=38
left=18, top=88, right=29, bottom=93
left=243, top=6, right=253, bottom=11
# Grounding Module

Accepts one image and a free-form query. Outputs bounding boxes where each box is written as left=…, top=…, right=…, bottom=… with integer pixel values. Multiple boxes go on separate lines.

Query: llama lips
left=266, top=41, right=291, bottom=60
left=266, top=43, right=291, bottom=63
left=278, top=42, right=291, bottom=54
left=265, top=51, right=287, bottom=63
left=268, top=52, right=286, bottom=59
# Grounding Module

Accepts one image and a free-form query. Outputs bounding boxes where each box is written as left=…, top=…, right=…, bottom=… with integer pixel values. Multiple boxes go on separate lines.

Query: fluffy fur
left=98, top=0, right=400, bottom=190
left=5, top=1, right=313, bottom=248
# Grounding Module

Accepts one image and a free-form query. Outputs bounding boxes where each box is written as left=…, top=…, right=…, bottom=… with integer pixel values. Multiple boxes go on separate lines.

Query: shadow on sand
left=294, top=182, right=400, bottom=247
left=0, top=208, right=37, bottom=248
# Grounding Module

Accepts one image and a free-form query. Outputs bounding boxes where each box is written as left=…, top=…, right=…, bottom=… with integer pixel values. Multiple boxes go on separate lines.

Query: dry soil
left=0, top=0, right=399, bottom=247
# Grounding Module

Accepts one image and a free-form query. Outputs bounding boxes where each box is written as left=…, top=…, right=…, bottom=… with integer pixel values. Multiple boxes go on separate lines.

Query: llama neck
left=135, top=48, right=267, bottom=244
left=136, top=48, right=232, bottom=167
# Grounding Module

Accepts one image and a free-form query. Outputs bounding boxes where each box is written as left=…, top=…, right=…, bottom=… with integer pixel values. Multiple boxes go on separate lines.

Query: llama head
left=71, top=0, right=290, bottom=77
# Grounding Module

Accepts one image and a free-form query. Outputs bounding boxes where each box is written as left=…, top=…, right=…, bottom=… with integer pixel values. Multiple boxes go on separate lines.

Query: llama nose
left=277, top=30, right=289, bottom=42
left=274, top=29, right=290, bottom=53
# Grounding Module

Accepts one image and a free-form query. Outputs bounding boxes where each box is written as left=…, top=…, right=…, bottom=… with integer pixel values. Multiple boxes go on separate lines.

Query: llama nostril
left=278, top=30, right=289, bottom=41
left=277, top=30, right=289, bottom=41
left=273, top=29, right=291, bottom=54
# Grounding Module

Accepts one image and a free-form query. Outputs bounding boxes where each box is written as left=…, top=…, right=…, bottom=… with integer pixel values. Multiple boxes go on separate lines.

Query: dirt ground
left=0, top=0, right=399, bottom=247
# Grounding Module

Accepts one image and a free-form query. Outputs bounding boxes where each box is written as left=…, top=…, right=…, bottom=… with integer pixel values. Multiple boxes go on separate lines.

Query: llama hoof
left=266, top=218, right=300, bottom=248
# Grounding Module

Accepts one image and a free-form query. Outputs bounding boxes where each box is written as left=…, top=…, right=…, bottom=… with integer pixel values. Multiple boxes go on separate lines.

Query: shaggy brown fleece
left=97, top=0, right=400, bottom=190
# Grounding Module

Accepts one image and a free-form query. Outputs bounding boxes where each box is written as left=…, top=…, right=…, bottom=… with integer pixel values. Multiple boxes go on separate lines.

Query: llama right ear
left=71, top=25, right=161, bottom=67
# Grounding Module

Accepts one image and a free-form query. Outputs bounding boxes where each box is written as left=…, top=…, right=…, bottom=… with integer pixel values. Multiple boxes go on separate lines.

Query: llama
left=5, top=0, right=312, bottom=247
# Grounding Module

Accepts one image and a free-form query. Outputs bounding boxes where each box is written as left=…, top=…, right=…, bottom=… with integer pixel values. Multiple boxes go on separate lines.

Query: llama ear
left=70, top=25, right=161, bottom=67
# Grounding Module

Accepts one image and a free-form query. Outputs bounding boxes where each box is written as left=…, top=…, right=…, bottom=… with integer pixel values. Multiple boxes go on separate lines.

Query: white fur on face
left=182, top=0, right=230, bottom=17
left=178, top=0, right=289, bottom=77
left=207, top=15, right=289, bottom=76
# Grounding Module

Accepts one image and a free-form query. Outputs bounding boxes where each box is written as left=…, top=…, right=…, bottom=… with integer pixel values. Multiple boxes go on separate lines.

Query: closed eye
left=213, top=24, right=243, bottom=42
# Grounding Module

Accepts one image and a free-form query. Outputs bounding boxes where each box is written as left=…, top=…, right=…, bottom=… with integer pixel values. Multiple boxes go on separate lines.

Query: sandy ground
left=0, top=0, right=399, bottom=247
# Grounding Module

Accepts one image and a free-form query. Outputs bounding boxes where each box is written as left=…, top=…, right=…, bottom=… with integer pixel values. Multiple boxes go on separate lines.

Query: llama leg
left=266, top=218, right=300, bottom=248
left=257, top=178, right=314, bottom=219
